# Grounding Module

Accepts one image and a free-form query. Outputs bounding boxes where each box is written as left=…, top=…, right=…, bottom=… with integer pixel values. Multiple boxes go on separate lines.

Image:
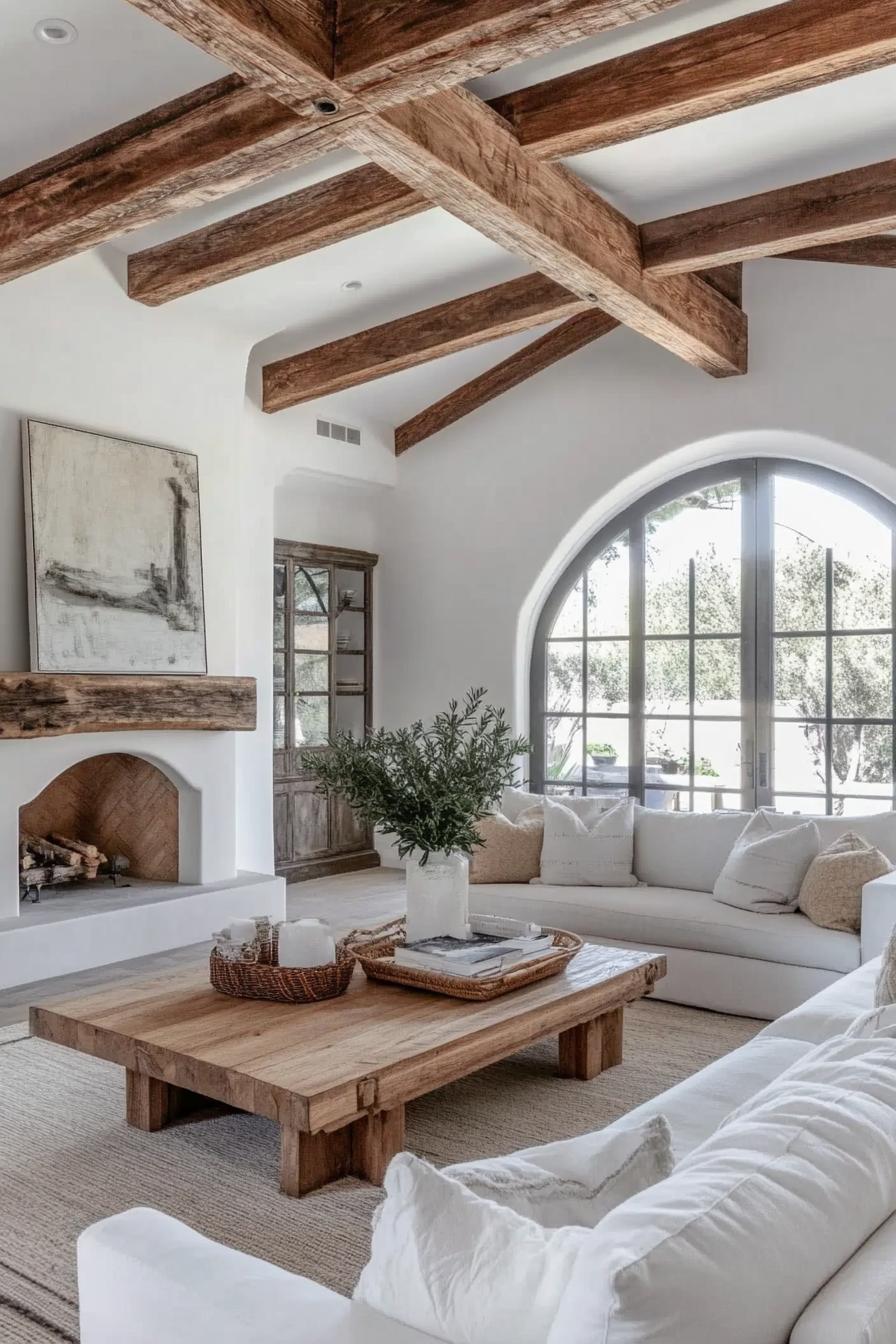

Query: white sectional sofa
left=78, top=957, right=896, bottom=1344
left=476, top=804, right=896, bottom=1017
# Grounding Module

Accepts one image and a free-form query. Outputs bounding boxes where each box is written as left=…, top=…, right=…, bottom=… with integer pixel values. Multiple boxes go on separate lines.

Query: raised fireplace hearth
left=19, top=753, right=179, bottom=899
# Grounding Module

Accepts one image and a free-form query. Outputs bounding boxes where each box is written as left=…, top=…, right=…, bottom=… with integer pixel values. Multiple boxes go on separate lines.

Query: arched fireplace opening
left=19, top=753, right=179, bottom=899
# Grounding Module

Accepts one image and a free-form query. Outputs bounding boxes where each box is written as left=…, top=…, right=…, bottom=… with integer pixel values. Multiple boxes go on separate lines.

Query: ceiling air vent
left=316, top=418, right=361, bottom=445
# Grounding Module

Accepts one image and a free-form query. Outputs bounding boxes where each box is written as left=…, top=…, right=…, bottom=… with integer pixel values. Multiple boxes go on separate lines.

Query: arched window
left=530, top=460, right=896, bottom=816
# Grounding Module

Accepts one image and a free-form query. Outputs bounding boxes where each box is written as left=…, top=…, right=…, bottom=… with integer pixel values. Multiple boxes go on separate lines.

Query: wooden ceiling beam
left=122, top=0, right=356, bottom=120
left=641, top=158, right=896, bottom=274
left=338, top=89, right=746, bottom=378
left=776, top=236, right=896, bottom=267
left=262, top=273, right=591, bottom=411
left=264, top=261, right=741, bottom=411
left=334, top=0, right=682, bottom=105
left=492, top=0, right=896, bottom=158
left=394, top=309, right=619, bottom=454
left=129, top=164, right=427, bottom=305
left=0, top=77, right=338, bottom=286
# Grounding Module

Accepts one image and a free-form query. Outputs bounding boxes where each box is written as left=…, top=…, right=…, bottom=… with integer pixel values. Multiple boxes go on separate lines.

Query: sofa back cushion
left=633, top=806, right=751, bottom=892
left=764, top=808, right=896, bottom=862
left=547, top=1033, right=896, bottom=1344
left=502, top=786, right=616, bottom=822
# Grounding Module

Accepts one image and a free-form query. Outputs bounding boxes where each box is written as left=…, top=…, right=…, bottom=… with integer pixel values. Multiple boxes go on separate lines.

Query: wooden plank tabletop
left=31, top=945, right=665, bottom=1132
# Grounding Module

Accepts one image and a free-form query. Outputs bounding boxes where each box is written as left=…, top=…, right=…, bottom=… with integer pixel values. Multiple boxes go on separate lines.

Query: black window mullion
left=753, top=462, right=773, bottom=807
left=824, top=546, right=834, bottom=814
left=581, top=570, right=588, bottom=795
left=629, top=520, right=646, bottom=804
left=687, top=556, right=696, bottom=812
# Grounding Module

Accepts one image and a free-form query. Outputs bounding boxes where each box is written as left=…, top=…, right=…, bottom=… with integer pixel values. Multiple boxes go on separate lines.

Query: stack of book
left=394, top=924, right=556, bottom=980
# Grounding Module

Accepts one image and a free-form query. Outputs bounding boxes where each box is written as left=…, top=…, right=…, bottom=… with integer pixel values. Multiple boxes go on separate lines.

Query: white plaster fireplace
left=0, top=728, right=284, bottom=989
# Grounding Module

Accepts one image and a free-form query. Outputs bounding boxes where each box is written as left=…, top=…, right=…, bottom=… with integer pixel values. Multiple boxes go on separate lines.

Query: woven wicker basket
left=345, top=918, right=583, bottom=1001
left=209, top=927, right=355, bottom=1004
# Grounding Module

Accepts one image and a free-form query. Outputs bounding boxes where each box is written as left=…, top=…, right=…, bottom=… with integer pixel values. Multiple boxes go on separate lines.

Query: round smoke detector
left=34, top=18, right=79, bottom=44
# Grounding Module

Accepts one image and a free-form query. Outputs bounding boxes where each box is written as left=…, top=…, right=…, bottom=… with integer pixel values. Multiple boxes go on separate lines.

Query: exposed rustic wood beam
left=334, top=0, right=683, bottom=105
left=491, top=0, right=896, bottom=158
left=395, top=309, right=619, bottom=454
left=777, top=236, right=896, bottom=267
left=0, top=77, right=338, bottom=286
left=339, top=88, right=747, bottom=377
left=122, top=0, right=355, bottom=119
left=262, top=273, right=591, bottom=411
left=641, top=157, right=896, bottom=274
left=128, top=164, right=427, bottom=305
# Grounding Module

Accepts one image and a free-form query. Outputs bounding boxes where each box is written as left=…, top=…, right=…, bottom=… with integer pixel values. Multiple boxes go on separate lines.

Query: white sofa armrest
left=790, top=1213, right=896, bottom=1344
left=78, top=1207, right=439, bottom=1344
left=861, top=871, right=896, bottom=963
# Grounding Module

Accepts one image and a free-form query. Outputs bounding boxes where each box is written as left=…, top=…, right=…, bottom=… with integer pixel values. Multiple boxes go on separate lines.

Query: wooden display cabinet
left=273, top=539, right=379, bottom=881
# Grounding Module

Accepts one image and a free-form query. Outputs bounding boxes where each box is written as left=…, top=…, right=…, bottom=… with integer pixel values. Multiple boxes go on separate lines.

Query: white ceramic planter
left=405, top=851, right=470, bottom=941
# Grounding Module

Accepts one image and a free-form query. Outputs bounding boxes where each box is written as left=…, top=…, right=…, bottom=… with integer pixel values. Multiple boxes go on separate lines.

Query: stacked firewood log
left=19, top=832, right=107, bottom=894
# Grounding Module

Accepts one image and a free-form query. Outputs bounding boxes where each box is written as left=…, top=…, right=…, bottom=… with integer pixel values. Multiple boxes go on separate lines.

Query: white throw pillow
left=547, top=1033, right=896, bottom=1344
left=712, top=810, right=819, bottom=912
left=633, top=806, right=751, bottom=892
left=355, top=1153, right=589, bottom=1344
left=537, top=795, right=637, bottom=887
left=444, top=1116, right=673, bottom=1228
left=502, top=785, right=616, bottom=823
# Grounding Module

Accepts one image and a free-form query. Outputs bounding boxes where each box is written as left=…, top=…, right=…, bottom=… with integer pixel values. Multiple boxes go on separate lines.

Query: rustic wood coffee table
left=30, top=943, right=665, bottom=1197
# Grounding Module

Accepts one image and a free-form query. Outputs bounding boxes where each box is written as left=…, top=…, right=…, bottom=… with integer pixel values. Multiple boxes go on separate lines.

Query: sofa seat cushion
left=759, top=956, right=879, bottom=1045
left=471, top=883, right=860, bottom=973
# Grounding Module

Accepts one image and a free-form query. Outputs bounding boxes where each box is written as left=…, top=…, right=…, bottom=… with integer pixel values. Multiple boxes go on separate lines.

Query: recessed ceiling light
left=341, top=279, right=363, bottom=292
left=34, top=17, right=78, bottom=44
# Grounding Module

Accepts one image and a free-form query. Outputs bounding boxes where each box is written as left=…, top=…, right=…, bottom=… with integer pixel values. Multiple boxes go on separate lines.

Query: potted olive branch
left=301, top=687, right=529, bottom=940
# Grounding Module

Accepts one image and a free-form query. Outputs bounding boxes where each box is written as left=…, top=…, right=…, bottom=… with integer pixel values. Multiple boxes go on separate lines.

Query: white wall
left=371, top=261, right=896, bottom=743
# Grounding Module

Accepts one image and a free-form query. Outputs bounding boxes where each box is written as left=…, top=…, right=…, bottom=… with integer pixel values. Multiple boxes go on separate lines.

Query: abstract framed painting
left=22, top=420, right=207, bottom=674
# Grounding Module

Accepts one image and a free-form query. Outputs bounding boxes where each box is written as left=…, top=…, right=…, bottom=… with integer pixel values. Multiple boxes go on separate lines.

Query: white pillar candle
left=278, top=918, right=336, bottom=968
left=229, top=918, right=257, bottom=944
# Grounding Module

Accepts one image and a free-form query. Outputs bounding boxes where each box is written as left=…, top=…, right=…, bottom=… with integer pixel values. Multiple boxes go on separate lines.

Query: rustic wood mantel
left=0, top=673, right=256, bottom=739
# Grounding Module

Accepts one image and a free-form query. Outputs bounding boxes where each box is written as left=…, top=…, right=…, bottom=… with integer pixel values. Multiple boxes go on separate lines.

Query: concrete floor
left=0, top=868, right=405, bottom=1026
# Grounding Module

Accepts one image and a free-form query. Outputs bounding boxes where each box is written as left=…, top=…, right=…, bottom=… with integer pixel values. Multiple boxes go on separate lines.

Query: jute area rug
left=0, top=1000, right=761, bottom=1342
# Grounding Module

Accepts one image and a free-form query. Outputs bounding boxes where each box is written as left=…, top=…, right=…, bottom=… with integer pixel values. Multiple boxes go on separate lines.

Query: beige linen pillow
left=798, top=831, right=891, bottom=932
left=470, top=807, right=543, bottom=883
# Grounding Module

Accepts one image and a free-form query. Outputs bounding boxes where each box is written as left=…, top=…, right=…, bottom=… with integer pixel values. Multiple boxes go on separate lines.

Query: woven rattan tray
left=210, top=927, right=354, bottom=1004
left=345, top=918, right=583, bottom=1001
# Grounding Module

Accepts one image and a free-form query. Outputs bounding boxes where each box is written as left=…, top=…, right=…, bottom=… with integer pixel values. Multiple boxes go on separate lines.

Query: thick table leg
left=351, top=1105, right=405, bottom=1185
left=279, top=1104, right=406, bottom=1197
left=601, top=1006, right=624, bottom=1070
left=126, top=1069, right=231, bottom=1131
left=558, top=1006, right=624, bottom=1080
left=280, top=1125, right=351, bottom=1197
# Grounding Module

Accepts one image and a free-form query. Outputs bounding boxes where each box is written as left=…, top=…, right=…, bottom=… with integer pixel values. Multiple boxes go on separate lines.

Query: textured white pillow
left=633, top=806, right=751, bottom=892
left=548, top=1033, right=896, bottom=1344
left=444, top=1116, right=673, bottom=1228
left=538, top=795, right=636, bottom=887
left=502, top=785, right=616, bottom=823
left=355, top=1153, right=589, bottom=1344
left=712, top=810, right=819, bottom=912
